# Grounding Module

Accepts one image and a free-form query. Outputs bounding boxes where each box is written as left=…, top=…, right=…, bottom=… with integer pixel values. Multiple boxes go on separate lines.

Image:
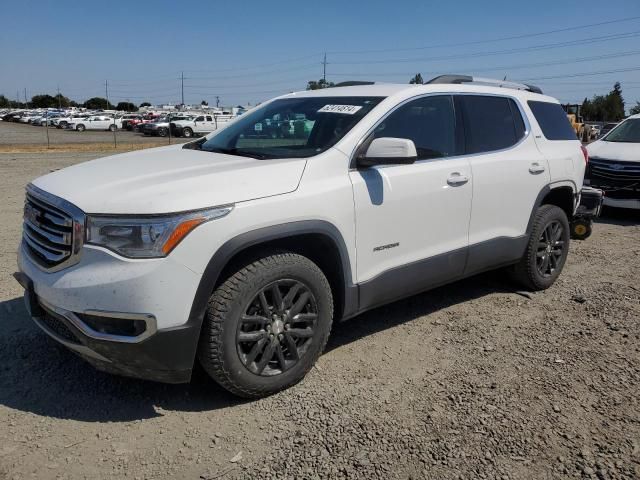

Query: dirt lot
left=0, top=121, right=187, bottom=151
left=0, top=149, right=639, bottom=480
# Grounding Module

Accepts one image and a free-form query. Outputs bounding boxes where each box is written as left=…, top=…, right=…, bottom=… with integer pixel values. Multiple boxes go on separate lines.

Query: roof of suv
left=280, top=82, right=557, bottom=104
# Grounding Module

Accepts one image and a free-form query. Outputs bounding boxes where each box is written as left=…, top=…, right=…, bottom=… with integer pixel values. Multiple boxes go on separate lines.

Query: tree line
left=0, top=93, right=150, bottom=112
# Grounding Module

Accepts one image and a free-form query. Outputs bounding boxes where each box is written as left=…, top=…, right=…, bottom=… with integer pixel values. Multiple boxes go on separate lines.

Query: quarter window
left=528, top=101, right=580, bottom=141
left=459, top=96, right=525, bottom=154
left=372, top=95, right=458, bottom=160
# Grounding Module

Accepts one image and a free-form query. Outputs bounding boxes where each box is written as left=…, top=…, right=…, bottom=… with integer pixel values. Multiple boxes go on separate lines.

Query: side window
left=460, top=95, right=524, bottom=154
left=527, top=101, right=577, bottom=140
left=195, top=116, right=204, bottom=122
left=372, top=95, right=458, bottom=160
left=206, top=116, right=213, bottom=122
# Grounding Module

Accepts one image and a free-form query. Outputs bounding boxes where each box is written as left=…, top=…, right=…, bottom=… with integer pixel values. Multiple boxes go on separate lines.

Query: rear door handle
left=529, top=163, right=546, bottom=174
left=447, top=173, right=469, bottom=186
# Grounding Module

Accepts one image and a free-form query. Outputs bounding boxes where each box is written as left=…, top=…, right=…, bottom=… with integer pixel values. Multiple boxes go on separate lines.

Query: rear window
left=459, top=96, right=526, bottom=154
left=527, top=101, right=577, bottom=141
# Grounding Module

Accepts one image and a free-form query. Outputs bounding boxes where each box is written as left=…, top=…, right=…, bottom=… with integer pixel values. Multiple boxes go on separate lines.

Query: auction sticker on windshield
left=318, top=104, right=363, bottom=114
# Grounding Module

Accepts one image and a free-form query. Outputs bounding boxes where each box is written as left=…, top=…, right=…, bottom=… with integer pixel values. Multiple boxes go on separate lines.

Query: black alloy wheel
left=535, top=220, right=565, bottom=278
left=236, top=279, right=318, bottom=377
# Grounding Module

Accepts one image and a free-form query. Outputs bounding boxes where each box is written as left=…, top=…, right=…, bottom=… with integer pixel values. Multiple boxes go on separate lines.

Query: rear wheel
left=512, top=205, right=570, bottom=291
left=76, top=124, right=85, bottom=132
left=198, top=253, right=333, bottom=398
left=58, top=121, right=67, bottom=129
left=108, top=124, right=117, bottom=132
left=157, top=127, right=168, bottom=137
left=182, top=127, right=193, bottom=138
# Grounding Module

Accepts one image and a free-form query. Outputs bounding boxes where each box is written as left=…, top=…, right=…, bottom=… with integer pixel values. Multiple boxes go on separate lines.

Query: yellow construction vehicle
left=563, top=104, right=591, bottom=142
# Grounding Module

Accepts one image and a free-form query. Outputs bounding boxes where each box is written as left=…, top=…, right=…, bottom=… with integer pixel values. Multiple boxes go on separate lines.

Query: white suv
left=586, top=113, right=640, bottom=209
left=15, top=76, right=595, bottom=398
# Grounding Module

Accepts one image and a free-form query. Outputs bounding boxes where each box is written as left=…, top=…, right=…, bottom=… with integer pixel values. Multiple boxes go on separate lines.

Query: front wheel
left=76, top=124, right=85, bottom=132
left=198, top=253, right=333, bottom=398
left=108, top=124, right=117, bottom=132
left=512, top=205, right=570, bottom=291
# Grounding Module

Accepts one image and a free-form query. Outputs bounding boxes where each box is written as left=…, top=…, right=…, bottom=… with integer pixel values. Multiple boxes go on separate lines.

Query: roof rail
left=426, top=74, right=543, bottom=94
left=333, top=81, right=375, bottom=87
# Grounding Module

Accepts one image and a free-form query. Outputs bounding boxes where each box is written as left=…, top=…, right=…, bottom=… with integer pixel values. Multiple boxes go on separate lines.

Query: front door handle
left=529, top=163, right=546, bottom=174
left=447, top=173, right=469, bottom=186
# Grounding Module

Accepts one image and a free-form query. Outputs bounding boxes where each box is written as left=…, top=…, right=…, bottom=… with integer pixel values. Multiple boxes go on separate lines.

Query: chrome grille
left=22, top=185, right=84, bottom=271
left=589, top=158, right=640, bottom=182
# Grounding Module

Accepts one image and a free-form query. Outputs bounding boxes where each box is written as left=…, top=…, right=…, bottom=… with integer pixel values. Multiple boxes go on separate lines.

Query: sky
left=2, top=0, right=640, bottom=109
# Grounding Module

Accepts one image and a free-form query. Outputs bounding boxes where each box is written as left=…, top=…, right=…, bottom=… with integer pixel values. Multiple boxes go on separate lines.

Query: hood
left=32, top=144, right=306, bottom=214
left=587, top=140, right=640, bottom=162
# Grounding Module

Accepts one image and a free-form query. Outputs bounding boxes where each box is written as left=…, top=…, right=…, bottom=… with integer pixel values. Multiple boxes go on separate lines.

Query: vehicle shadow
left=0, top=297, right=244, bottom=422
left=327, top=270, right=513, bottom=353
left=595, top=206, right=640, bottom=226
left=0, top=271, right=515, bottom=422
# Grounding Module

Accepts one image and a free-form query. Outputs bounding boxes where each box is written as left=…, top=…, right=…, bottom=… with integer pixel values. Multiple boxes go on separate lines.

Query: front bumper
left=16, top=243, right=205, bottom=383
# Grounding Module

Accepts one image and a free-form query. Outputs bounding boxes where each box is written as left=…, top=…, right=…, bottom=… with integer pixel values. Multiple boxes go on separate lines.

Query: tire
left=198, top=252, right=333, bottom=398
left=571, top=219, right=592, bottom=240
left=512, top=205, right=570, bottom=291
left=182, top=127, right=193, bottom=138
left=76, top=124, right=85, bottom=132
left=158, top=127, right=168, bottom=137
left=58, top=121, right=67, bottom=129
left=108, top=124, right=117, bottom=132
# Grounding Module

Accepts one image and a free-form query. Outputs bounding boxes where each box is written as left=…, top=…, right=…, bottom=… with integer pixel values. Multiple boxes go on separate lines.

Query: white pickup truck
left=171, top=113, right=235, bottom=138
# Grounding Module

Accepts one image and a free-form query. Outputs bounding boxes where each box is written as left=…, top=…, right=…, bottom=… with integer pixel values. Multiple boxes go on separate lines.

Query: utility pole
left=16, top=90, right=20, bottom=106
left=57, top=85, right=61, bottom=109
left=215, top=95, right=220, bottom=108
left=24, top=88, right=28, bottom=108
left=105, top=80, right=116, bottom=149
left=322, top=52, right=328, bottom=84
left=181, top=71, right=185, bottom=108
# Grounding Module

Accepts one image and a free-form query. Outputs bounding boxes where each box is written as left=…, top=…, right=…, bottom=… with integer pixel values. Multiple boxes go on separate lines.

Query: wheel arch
left=526, top=182, right=578, bottom=235
left=187, top=220, right=357, bottom=338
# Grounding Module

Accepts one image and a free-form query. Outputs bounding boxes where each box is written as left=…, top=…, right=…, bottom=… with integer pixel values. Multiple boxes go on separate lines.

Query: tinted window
left=372, top=95, right=458, bottom=160
left=527, top=101, right=577, bottom=141
left=460, top=96, right=524, bottom=154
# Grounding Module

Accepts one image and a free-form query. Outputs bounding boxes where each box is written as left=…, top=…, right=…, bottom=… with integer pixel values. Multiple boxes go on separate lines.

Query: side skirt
left=347, top=235, right=527, bottom=320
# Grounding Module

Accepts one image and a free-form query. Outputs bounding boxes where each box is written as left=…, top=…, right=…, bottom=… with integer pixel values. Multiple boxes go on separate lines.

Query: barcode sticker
left=318, top=104, right=363, bottom=115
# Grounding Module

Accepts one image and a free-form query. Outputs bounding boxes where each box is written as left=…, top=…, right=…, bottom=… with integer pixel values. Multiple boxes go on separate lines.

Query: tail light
left=580, top=145, right=589, bottom=164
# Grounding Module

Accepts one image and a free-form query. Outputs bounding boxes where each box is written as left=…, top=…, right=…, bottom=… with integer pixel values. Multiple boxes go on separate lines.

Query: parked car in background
left=54, top=114, right=90, bottom=129
left=171, top=113, right=235, bottom=137
left=120, top=114, right=142, bottom=130
left=140, top=115, right=194, bottom=137
left=68, top=115, right=122, bottom=132
left=599, top=122, right=619, bottom=138
left=586, top=114, right=640, bottom=209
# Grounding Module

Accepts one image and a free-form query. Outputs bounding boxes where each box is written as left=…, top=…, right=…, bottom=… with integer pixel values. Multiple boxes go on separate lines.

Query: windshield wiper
left=204, top=147, right=270, bottom=159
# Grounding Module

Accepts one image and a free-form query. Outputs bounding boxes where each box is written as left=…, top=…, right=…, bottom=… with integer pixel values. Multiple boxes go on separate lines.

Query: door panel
left=350, top=158, right=472, bottom=283
left=350, top=95, right=472, bottom=286
left=456, top=95, right=550, bottom=271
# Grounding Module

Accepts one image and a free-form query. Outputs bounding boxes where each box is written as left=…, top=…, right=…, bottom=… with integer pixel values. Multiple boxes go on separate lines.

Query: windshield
left=604, top=119, right=640, bottom=143
left=191, top=96, right=384, bottom=159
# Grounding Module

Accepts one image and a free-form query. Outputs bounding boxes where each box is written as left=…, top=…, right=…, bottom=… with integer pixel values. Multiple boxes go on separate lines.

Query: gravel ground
left=0, top=121, right=187, bottom=147
left=0, top=151, right=639, bottom=480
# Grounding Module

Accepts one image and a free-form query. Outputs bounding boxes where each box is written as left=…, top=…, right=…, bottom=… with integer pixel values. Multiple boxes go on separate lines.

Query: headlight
left=86, top=205, right=233, bottom=258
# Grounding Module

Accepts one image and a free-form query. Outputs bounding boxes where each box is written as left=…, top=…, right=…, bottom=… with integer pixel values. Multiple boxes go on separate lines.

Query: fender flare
left=186, top=220, right=357, bottom=332
left=525, top=181, right=579, bottom=235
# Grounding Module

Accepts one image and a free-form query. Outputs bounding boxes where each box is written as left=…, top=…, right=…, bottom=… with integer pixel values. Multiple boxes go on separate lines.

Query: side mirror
left=357, top=137, right=417, bottom=168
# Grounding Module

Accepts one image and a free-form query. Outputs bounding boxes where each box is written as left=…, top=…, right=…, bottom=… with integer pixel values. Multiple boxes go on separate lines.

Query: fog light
left=77, top=313, right=147, bottom=337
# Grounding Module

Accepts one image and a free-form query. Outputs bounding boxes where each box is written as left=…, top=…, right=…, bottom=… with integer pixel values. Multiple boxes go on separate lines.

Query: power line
left=522, top=66, right=640, bottom=81
left=330, top=30, right=640, bottom=65
left=327, top=49, right=640, bottom=78
left=326, top=15, right=640, bottom=55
